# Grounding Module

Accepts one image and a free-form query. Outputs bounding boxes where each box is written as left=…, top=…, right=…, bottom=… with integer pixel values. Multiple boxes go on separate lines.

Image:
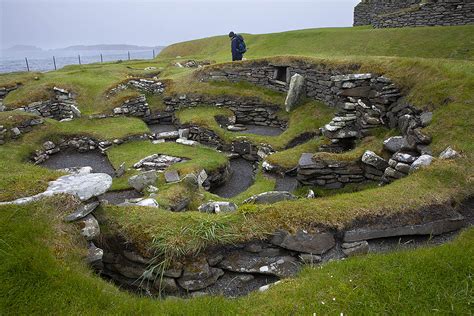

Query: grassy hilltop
left=0, top=25, right=473, bottom=314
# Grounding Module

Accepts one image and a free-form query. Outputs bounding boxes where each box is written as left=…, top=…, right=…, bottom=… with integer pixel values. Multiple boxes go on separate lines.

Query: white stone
left=262, top=161, right=275, bottom=172
left=135, top=198, right=159, bottom=208
left=176, top=138, right=199, bottom=146
left=439, top=146, right=460, bottom=160
left=409, top=155, right=433, bottom=173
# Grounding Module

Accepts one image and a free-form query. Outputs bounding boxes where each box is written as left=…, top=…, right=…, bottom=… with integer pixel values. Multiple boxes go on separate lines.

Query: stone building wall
left=113, top=95, right=151, bottom=117
left=10, top=87, right=81, bottom=121
left=163, top=94, right=286, bottom=128
left=354, top=0, right=474, bottom=28
left=198, top=62, right=354, bottom=107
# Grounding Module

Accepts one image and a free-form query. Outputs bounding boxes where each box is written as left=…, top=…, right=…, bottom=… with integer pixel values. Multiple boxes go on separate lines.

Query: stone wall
left=297, top=153, right=366, bottom=189
left=164, top=94, right=286, bottom=128
left=91, top=203, right=467, bottom=298
left=198, top=62, right=356, bottom=107
left=0, top=117, right=44, bottom=145
left=354, top=0, right=474, bottom=28
left=113, top=95, right=151, bottom=117
left=107, top=79, right=165, bottom=97
left=12, top=87, right=81, bottom=121
left=32, top=134, right=149, bottom=165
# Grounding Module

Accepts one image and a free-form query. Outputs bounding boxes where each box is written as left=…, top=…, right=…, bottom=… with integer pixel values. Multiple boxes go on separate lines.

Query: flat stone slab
left=298, top=153, right=316, bottom=168
left=64, top=201, right=100, bottom=222
left=164, top=170, right=180, bottom=183
left=0, top=167, right=112, bottom=205
left=271, top=230, right=336, bottom=254
left=343, top=214, right=466, bottom=242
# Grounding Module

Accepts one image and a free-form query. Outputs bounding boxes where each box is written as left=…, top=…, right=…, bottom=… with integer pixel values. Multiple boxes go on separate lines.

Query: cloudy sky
left=1, top=0, right=359, bottom=49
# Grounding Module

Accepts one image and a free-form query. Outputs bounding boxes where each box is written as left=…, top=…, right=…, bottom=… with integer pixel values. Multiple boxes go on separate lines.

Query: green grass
left=159, top=25, right=474, bottom=61
left=1, top=197, right=472, bottom=314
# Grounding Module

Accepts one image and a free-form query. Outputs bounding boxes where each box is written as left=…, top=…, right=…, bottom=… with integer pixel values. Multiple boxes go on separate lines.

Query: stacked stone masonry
left=354, top=0, right=474, bottom=28
left=107, top=79, right=165, bottom=97
left=164, top=94, right=286, bottom=128
left=91, top=202, right=467, bottom=298
left=113, top=95, right=150, bottom=117
left=4, top=87, right=81, bottom=121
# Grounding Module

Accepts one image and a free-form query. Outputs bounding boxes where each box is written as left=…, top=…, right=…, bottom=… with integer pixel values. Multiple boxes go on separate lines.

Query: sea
left=0, top=49, right=158, bottom=74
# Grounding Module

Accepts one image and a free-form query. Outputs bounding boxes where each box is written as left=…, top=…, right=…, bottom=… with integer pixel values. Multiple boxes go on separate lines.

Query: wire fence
left=3, top=50, right=157, bottom=73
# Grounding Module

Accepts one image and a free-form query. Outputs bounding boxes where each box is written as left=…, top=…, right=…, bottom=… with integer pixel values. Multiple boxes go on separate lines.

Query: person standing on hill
left=229, top=31, right=247, bottom=61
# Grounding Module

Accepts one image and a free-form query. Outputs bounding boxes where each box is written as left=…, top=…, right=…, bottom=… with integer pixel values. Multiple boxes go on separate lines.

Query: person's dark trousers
left=232, top=54, right=243, bottom=61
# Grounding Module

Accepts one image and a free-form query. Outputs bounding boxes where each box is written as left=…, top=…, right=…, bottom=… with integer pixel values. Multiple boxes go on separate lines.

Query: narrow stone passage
left=211, top=158, right=255, bottom=198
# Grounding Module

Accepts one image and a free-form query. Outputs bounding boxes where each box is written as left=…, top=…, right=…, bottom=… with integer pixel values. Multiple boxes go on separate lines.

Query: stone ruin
left=16, top=87, right=81, bottom=121
left=354, top=0, right=474, bottom=28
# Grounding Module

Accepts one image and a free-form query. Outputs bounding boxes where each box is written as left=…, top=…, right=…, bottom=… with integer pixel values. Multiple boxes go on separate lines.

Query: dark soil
left=147, top=124, right=177, bottom=134
left=99, top=190, right=143, bottom=205
left=40, top=149, right=115, bottom=176
left=211, top=158, right=255, bottom=198
left=237, top=125, right=284, bottom=136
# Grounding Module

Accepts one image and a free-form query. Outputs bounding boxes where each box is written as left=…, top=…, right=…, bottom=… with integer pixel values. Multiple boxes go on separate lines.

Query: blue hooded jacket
left=231, top=34, right=245, bottom=61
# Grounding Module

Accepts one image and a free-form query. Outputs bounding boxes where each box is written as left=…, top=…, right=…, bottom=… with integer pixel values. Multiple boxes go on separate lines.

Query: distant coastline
left=2, top=44, right=165, bottom=53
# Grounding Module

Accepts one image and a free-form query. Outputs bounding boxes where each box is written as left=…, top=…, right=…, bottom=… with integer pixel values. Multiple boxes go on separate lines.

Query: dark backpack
left=236, top=35, right=247, bottom=54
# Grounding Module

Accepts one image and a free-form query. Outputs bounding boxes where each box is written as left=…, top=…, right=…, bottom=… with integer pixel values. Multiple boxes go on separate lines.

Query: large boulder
left=285, top=73, right=305, bottom=112
left=128, top=170, right=157, bottom=192
left=271, top=230, right=335, bottom=254
left=243, top=191, right=296, bottom=205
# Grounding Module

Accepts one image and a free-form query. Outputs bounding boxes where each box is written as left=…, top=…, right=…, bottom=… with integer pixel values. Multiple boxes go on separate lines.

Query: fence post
left=153, top=49, right=155, bottom=58
left=128, top=51, right=130, bottom=60
left=25, top=57, right=30, bottom=72
left=78, top=54, right=81, bottom=65
left=100, top=53, right=103, bottom=63
left=53, top=56, right=57, bottom=70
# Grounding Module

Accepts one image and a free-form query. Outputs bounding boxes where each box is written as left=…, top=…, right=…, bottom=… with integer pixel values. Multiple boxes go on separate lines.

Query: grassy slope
left=159, top=25, right=474, bottom=62
left=0, top=198, right=472, bottom=314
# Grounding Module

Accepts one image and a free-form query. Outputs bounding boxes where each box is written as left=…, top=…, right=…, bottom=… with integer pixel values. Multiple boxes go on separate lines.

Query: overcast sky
left=1, top=0, right=359, bottom=49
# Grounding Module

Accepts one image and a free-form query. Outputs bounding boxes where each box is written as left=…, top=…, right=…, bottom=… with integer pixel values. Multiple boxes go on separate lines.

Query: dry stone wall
left=354, top=0, right=474, bottom=28
left=164, top=94, right=286, bottom=128
left=113, top=95, right=150, bottom=117
left=90, top=200, right=468, bottom=298
left=8, top=87, right=81, bottom=121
